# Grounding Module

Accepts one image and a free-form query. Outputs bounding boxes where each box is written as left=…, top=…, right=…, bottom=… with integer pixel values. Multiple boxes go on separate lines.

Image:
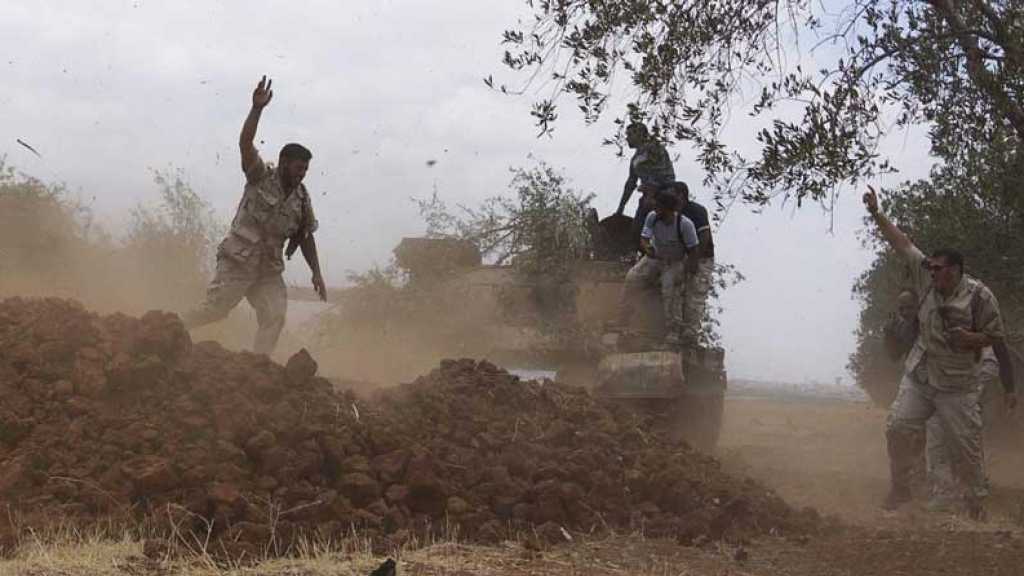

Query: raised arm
left=863, top=186, right=915, bottom=256
left=240, top=76, right=273, bottom=177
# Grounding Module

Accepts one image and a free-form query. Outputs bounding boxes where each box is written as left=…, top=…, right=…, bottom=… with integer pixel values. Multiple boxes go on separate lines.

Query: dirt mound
left=0, top=298, right=820, bottom=556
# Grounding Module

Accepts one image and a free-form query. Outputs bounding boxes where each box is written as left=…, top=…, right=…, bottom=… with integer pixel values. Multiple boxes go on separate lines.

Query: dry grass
left=0, top=527, right=141, bottom=576
left=0, top=524, right=731, bottom=576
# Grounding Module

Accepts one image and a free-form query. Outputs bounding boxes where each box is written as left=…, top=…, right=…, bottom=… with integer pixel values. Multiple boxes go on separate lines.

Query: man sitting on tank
left=616, top=190, right=699, bottom=347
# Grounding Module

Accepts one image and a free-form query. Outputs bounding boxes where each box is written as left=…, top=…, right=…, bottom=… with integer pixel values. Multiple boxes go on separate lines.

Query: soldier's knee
left=886, top=417, right=916, bottom=441
left=258, top=308, right=286, bottom=328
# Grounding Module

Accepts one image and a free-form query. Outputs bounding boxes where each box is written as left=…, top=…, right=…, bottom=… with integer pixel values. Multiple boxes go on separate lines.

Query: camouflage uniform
left=183, top=158, right=317, bottom=354
left=681, top=257, right=714, bottom=346
left=622, top=256, right=686, bottom=337
left=887, top=246, right=1004, bottom=505
left=679, top=200, right=714, bottom=347
left=926, top=348, right=998, bottom=505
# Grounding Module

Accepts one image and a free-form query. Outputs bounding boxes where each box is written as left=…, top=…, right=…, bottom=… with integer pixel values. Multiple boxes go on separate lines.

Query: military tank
left=391, top=211, right=727, bottom=450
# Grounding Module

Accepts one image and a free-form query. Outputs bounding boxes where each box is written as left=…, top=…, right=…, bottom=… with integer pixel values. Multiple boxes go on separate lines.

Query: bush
left=0, top=160, right=222, bottom=317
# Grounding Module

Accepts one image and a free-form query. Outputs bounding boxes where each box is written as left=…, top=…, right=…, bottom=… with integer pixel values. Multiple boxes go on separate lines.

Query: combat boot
left=965, top=497, right=987, bottom=521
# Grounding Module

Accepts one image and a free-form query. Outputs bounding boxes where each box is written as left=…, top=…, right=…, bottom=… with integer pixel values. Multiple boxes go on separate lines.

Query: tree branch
left=928, top=0, right=1024, bottom=142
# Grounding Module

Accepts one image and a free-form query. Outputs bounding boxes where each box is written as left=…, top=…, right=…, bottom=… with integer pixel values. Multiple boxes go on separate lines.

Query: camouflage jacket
left=218, top=161, right=318, bottom=275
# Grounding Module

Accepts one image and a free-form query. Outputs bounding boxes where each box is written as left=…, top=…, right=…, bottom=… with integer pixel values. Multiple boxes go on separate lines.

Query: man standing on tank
left=183, top=76, right=327, bottom=355
left=615, top=122, right=676, bottom=249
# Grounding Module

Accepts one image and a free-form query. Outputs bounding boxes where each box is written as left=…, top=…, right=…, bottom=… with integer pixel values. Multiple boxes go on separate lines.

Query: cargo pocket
left=218, top=234, right=256, bottom=263
left=935, top=355, right=977, bottom=389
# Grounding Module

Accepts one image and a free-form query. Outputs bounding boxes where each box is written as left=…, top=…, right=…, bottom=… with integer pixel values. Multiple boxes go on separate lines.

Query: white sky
left=0, top=0, right=934, bottom=384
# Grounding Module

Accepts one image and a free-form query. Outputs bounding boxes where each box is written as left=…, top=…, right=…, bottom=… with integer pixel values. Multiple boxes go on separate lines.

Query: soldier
left=883, top=289, right=920, bottom=362
left=863, top=187, right=1016, bottom=519
left=884, top=290, right=1014, bottom=510
left=615, top=122, right=676, bottom=248
left=665, top=181, right=715, bottom=349
left=183, top=76, right=326, bottom=355
left=617, top=190, right=698, bottom=347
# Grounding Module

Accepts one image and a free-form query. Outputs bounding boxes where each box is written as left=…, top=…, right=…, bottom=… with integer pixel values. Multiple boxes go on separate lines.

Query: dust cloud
left=0, top=166, right=260, bottom=352
left=0, top=164, right=505, bottom=385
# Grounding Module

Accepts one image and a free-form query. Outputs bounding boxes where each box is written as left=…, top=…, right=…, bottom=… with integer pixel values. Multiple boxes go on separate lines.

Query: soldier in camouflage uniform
left=616, top=123, right=676, bottom=249
left=183, top=76, right=326, bottom=355
left=864, top=187, right=1016, bottom=519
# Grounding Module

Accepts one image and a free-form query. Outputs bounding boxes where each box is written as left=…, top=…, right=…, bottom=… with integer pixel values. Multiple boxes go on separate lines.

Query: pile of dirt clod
left=0, top=298, right=821, bottom=557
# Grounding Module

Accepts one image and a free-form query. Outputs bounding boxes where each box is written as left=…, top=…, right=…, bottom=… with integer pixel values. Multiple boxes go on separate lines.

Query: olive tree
left=496, top=0, right=1024, bottom=205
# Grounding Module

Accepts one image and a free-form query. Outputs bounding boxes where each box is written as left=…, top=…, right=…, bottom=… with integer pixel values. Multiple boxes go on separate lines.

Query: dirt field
left=709, top=396, right=1024, bottom=575
left=4, top=389, right=1024, bottom=575
left=719, top=396, right=1024, bottom=526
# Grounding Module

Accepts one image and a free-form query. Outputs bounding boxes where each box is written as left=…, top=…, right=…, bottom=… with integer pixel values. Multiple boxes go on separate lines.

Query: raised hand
left=252, top=75, right=273, bottom=109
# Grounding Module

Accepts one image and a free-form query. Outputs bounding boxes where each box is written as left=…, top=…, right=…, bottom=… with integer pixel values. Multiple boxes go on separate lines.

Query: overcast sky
left=0, top=0, right=934, bottom=384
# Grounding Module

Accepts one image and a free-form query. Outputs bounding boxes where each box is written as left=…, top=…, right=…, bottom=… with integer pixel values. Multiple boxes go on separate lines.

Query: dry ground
left=3, top=395, right=1023, bottom=575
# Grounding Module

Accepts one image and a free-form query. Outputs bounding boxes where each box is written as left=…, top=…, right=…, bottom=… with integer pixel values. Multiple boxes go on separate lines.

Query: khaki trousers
left=926, top=358, right=998, bottom=501
left=619, top=256, right=685, bottom=338
left=183, top=254, right=287, bottom=355
left=887, top=372, right=987, bottom=501
left=681, top=257, right=714, bottom=345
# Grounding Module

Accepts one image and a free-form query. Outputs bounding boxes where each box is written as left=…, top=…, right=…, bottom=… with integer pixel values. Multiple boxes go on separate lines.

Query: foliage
left=497, top=0, right=1024, bottom=206
left=122, top=169, right=225, bottom=312
left=0, top=157, right=92, bottom=284
left=848, top=145, right=1024, bottom=403
left=0, top=159, right=225, bottom=317
left=0, top=158, right=113, bottom=307
left=130, top=170, right=224, bottom=263
left=702, top=262, right=745, bottom=348
left=416, top=160, right=596, bottom=277
left=848, top=249, right=909, bottom=405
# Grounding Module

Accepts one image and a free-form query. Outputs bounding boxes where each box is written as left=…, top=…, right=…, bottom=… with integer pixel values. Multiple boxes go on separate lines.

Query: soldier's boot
left=884, top=422, right=925, bottom=511
left=965, top=496, right=988, bottom=521
left=881, top=485, right=912, bottom=511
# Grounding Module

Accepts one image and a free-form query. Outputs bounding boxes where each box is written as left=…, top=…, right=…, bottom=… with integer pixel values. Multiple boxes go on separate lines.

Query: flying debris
left=16, top=139, right=41, bottom=158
